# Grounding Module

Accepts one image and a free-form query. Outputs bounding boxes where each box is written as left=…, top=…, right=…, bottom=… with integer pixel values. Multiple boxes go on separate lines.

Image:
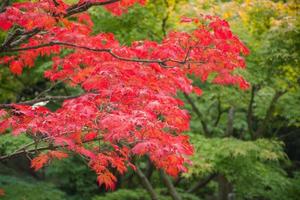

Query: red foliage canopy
left=0, top=0, right=249, bottom=190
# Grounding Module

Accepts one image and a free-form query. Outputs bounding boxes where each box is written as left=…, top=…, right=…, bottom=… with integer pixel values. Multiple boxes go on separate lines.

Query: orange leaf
left=61, top=18, right=72, bottom=30
left=70, top=131, right=83, bottom=144
left=31, top=154, right=49, bottom=171
left=0, top=188, right=5, bottom=196
left=97, top=170, right=117, bottom=190
left=49, top=150, right=68, bottom=160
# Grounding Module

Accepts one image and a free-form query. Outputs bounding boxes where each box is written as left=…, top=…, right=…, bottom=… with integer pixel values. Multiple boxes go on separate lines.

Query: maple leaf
left=10, top=60, right=23, bottom=75
left=31, top=154, right=49, bottom=171
left=132, top=141, right=154, bottom=155
left=0, top=188, right=4, bottom=197
left=111, top=157, right=127, bottom=174
left=31, top=151, right=68, bottom=171
left=0, top=110, right=7, bottom=118
left=0, top=119, right=10, bottom=134
left=70, top=131, right=83, bottom=144
left=193, top=87, right=203, bottom=96
left=49, top=151, right=68, bottom=160
left=83, top=132, right=98, bottom=141
left=0, top=16, right=12, bottom=30
left=97, top=170, right=117, bottom=190
left=180, top=16, right=198, bottom=23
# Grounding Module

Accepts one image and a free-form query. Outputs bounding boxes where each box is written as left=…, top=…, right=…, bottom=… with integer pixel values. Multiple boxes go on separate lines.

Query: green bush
left=92, top=188, right=201, bottom=200
left=0, top=175, right=66, bottom=200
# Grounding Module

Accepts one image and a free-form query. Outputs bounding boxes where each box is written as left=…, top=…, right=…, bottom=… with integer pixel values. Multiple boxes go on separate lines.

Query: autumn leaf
left=31, top=154, right=49, bottom=171
left=97, top=170, right=117, bottom=190
left=83, top=132, right=98, bottom=141
left=31, top=151, right=67, bottom=171
left=49, top=150, right=68, bottom=160
left=0, top=188, right=4, bottom=197
left=10, top=60, right=23, bottom=75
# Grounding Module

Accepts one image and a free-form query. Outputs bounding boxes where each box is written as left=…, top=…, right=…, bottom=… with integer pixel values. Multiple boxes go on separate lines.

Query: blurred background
left=0, top=0, right=299, bottom=199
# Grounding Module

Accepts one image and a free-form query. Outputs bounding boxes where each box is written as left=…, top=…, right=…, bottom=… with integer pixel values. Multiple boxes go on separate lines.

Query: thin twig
left=0, top=95, right=80, bottom=109
left=3, top=41, right=195, bottom=67
left=183, top=93, right=210, bottom=136
left=0, top=0, right=10, bottom=13
left=0, top=136, right=103, bottom=161
left=0, top=141, right=36, bottom=161
left=65, top=0, right=120, bottom=17
left=34, top=79, right=65, bottom=100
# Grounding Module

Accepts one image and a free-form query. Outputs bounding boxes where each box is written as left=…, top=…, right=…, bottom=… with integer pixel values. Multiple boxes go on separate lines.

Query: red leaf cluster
left=31, top=150, right=68, bottom=171
left=0, top=0, right=250, bottom=189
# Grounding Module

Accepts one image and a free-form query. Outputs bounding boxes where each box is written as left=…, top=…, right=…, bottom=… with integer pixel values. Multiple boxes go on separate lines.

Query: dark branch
left=34, top=80, right=65, bottom=100
left=247, top=85, right=259, bottom=137
left=0, top=141, right=36, bottom=162
left=0, top=28, right=41, bottom=50
left=52, top=0, right=60, bottom=7
left=183, top=93, right=210, bottom=136
left=225, top=106, right=235, bottom=137
left=0, top=0, right=10, bottom=13
left=254, top=90, right=286, bottom=139
left=3, top=41, right=196, bottom=67
left=213, top=97, right=222, bottom=126
left=160, top=169, right=182, bottom=200
left=0, top=136, right=102, bottom=161
left=0, top=95, right=80, bottom=109
left=145, top=156, right=154, bottom=180
left=187, top=173, right=218, bottom=193
left=65, top=0, right=120, bottom=17
left=0, top=0, right=120, bottom=52
left=136, top=166, right=160, bottom=200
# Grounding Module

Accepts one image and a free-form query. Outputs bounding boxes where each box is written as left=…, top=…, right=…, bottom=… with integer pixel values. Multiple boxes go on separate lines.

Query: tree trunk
left=160, top=169, right=182, bottom=200
left=254, top=90, right=286, bottom=139
left=217, top=174, right=233, bottom=200
left=187, top=173, right=217, bottom=193
left=145, top=157, right=154, bottom=179
left=225, top=107, right=235, bottom=136
left=136, top=166, right=160, bottom=200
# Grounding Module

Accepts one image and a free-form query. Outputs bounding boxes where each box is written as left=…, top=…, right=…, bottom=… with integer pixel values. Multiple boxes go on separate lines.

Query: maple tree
left=0, top=0, right=249, bottom=191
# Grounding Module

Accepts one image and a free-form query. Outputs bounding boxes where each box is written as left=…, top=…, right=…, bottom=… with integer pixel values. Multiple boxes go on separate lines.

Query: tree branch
left=0, top=0, right=10, bottom=13
left=161, top=0, right=177, bottom=37
left=34, top=80, right=65, bottom=100
left=0, top=28, right=41, bottom=51
left=0, top=141, right=36, bottom=162
left=214, top=97, right=222, bottom=126
left=136, top=166, right=160, bottom=200
left=0, top=0, right=120, bottom=52
left=0, top=95, right=80, bottom=109
left=0, top=136, right=103, bottom=161
left=183, top=93, right=210, bottom=136
left=254, top=90, right=286, bottom=139
left=160, top=169, right=182, bottom=200
left=65, top=0, right=120, bottom=17
left=187, top=173, right=218, bottom=193
left=145, top=156, right=154, bottom=180
left=247, top=85, right=259, bottom=137
left=225, top=106, right=235, bottom=137
left=3, top=41, right=196, bottom=67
